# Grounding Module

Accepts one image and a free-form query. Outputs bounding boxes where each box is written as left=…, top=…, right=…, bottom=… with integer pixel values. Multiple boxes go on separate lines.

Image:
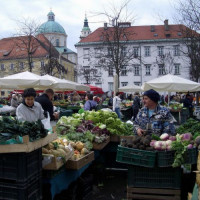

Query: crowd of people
left=0, top=88, right=197, bottom=137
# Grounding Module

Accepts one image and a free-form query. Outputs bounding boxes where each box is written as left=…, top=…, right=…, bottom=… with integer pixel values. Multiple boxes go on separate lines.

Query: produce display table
left=43, top=163, right=91, bottom=199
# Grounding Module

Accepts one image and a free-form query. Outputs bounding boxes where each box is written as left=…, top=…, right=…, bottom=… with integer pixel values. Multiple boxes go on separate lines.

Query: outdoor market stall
left=142, top=74, right=200, bottom=124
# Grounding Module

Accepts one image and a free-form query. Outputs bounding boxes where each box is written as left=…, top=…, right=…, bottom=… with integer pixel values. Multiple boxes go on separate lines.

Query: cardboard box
left=110, top=135, right=120, bottom=142
left=43, top=156, right=64, bottom=170
left=0, top=133, right=57, bottom=153
left=93, top=136, right=110, bottom=150
left=66, top=151, right=94, bottom=170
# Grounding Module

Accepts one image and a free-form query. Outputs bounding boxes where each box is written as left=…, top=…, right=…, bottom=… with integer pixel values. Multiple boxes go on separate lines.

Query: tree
left=174, top=0, right=200, bottom=82
left=14, top=17, right=41, bottom=72
left=79, top=0, right=137, bottom=88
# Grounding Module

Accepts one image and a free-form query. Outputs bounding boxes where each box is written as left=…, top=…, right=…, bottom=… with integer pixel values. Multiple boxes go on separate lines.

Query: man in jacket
left=35, top=88, right=59, bottom=121
left=134, top=89, right=175, bottom=136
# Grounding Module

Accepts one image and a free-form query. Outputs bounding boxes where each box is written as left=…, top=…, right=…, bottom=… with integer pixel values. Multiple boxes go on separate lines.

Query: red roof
left=78, top=24, right=189, bottom=44
left=0, top=34, right=58, bottom=60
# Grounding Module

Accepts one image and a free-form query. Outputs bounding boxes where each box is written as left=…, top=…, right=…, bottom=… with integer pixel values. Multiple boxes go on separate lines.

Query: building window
left=19, top=62, right=24, bottom=70
left=134, top=82, right=141, bottom=86
left=31, top=62, right=34, bottom=68
left=1, top=64, right=5, bottom=71
left=121, top=47, right=127, bottom=57
left=174, top=45, right=180, bottom=56
left=144, top=46, right=150, bottom=57
left=133, top=47, right=139, bottom=57
left=41, top=61, right=45, bottom=68
left=108, top=82, right=113, bottom=91
left=145, top=64, right=151, bottom=75
left=121, top=66, right=127, bottom=76
left=94, top=66, right=101, bottom=77
left=158, top=64, right=166, bottom=75
left=158, top=46, right=164, bottom=56
left=121, top=82, right=128, bottom=87
left=133, top=65, right=140, bottom=76
left=56, top=39, right=59, bottom=47
left=174, top=64, right=180, bottom=75
left=83, top=48, right=90, bottom=59
left=108, top=66, right=114, bottom=76
left=107, top=47, right=112, bottom=57
left=10, top=63, right=14, bottom=71
left=94, top=48, right=101, bottom=58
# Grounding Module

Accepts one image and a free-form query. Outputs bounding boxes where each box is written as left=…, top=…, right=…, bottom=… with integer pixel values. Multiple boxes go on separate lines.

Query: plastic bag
left=41, top=112, right=52, bottom=131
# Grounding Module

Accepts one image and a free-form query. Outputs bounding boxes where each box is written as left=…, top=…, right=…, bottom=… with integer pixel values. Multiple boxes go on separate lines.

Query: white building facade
left=75, top=20, right=191, bottom=93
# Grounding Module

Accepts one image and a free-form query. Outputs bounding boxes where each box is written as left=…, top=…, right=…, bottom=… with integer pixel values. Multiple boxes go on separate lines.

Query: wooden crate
left=110, top=135, right=120, bottom=142
left=120, top=135, right=135, bottom=142
left=43, top=156, right=64, bottom=170
left=0, top=133, right=57, bottom=153
left=92, top=136, right=110, bottom=150
left=66, top=151, right=94, bottom=170
left=127, top=187, right=181, bottom=200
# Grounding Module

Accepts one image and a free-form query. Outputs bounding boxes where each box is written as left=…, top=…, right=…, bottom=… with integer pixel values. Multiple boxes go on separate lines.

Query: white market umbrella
left=41, top=74, right=90, bottom=91
left=142, top=74, right=200, bottom=92
left=0, top=71, right=53, bottom=89
left=118, top=84, right=142, bottom=92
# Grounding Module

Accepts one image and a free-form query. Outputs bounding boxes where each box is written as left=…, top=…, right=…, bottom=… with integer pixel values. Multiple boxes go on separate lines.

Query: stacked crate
left=0, top=148, right=42, bottom=200
left=116, top=145, right=184, bottom=200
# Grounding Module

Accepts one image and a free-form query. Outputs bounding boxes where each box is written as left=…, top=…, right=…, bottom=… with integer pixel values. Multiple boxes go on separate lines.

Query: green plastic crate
left=59, top=109, right=73, bottom=118
left=157, top=148, right=197, bottom=167
left=128, top=165, right=182, bottom=189
left=116, top=145, right=156, bottom=168
left=157, top=150, right=175, bottom=167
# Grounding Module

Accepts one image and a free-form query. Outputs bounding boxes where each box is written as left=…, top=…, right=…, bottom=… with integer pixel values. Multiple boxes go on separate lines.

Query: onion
left=154, top=141, right=162, bottom=150
left=181, top=133, right=192, bottom=141
left=150, top=140, right=156, bottom=147
left=160, top=133, right=169, bottom=141
left=187, top=144, right=193, bottom=149
left=166, top=140, right=172, bottom=146
left=169, top=136, right=176, bottom=141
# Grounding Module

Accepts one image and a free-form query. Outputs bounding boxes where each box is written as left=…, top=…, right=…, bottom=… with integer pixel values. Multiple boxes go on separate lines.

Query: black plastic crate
left=0, top=175, right=42, bottom=200
left=128, top=165, right=182, bottom=189
left=157, top=148, right=197, bottom=167
left=116, top=145, right=156, bottom=168
left=0, top=148, right=42, bottom=182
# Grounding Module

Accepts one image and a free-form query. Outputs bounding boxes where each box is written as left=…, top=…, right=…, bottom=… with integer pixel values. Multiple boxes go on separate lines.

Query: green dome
left=38, top=21, right=66, bottom=34
left=37, top=11, right=66, bottom=35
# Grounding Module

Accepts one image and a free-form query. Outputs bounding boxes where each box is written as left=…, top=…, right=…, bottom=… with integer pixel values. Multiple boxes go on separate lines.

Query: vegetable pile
left=0, top=116, right=48, bottom=143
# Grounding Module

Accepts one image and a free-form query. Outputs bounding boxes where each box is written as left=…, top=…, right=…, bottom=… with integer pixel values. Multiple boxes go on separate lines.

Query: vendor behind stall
left=134, top=89, right=175, bottom=136
left=16, top=88, right=45, bottom=122
left=35, top=88, right=59, bottom=121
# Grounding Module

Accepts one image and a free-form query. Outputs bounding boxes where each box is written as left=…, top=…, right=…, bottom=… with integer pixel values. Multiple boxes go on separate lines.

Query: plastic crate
left=128, top=165, right=182, bottom=189
left=0, top=148, right=42, bottom=182
left=184, top=147, right=198, bottom=164
left=157, top=150, right=175, bottom=167
left=157, top=148, right=198, bottom=167
left=0, top=176, right=42, bottom=200
left=59, top=109, right=73, bottom=118
left=116, top=145, right=156, bottom=168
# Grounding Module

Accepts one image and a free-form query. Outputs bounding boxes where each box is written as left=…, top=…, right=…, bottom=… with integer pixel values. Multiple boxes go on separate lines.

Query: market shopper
left=10, top=94, right=19, bottom=108
left=16, top=88, right=45, bottom=122
left=35, top=88, right=59, bottom=121
left=113, top=92, right=122, bottom=120
left=134, top=89, right=175, bottom=136
left=84, top=93, right=97, bottom=111
left=132, top=92, right=141, bottom=121
left=183, top=94, right=194, bottom=118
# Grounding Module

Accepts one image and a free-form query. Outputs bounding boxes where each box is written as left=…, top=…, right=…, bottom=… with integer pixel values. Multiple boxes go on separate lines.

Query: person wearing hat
left=134, top=89, right=175, bottom=136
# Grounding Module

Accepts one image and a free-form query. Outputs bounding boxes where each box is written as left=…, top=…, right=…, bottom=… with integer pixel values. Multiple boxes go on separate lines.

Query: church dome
left=37, top=11, right=66, bottom=35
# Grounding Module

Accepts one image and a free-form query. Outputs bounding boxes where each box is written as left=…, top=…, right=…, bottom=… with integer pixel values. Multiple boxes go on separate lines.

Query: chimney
left=164, top=19, right=169, bottom=31
left=151, top=25, right=155, bottom=32
left=104, top=23, right=108, bottom=30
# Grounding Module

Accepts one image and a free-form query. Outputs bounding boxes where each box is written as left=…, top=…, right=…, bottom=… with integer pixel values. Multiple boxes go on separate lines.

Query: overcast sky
left=0, top=0, right=177, bottom=51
